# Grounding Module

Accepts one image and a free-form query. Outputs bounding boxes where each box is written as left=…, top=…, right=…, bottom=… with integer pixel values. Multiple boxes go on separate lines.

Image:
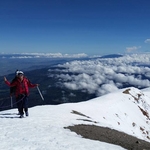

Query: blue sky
left=0, top=0, right=150, bottom=55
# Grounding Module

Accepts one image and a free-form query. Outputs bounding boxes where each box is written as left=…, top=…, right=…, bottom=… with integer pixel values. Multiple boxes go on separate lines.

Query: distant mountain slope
left=100, top=54, right=123, bottom=58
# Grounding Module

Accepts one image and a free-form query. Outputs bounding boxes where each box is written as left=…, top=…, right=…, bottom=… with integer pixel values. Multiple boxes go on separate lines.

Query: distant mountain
left=0, top=87, right=150, bottom=150
left=100, top=54, right=123, bottom=58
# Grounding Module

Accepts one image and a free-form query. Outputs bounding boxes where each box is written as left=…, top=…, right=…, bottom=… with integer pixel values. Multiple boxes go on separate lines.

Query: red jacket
left=5, top=77, right=37, bottom=97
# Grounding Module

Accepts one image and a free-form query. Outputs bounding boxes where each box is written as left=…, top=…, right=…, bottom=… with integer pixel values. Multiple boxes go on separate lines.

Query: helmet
left=16, top=71, right=24, bottom=76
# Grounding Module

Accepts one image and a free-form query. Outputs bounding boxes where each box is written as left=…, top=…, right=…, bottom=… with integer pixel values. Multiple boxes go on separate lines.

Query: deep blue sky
left=0, top=0, right=150, bottom=55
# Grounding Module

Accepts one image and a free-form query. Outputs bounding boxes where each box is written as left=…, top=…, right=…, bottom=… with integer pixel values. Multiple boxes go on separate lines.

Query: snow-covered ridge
left=123, top=88, right=150, bottom=120
left=0, top=87, right=150, bottom=150
left=68, top=87, right=150, bottom=142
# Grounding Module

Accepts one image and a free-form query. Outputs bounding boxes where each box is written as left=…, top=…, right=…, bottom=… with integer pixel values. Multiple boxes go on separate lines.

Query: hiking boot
left=25, top=111, right=29, bottom=116
left=19, top=115, right=24, bottom=118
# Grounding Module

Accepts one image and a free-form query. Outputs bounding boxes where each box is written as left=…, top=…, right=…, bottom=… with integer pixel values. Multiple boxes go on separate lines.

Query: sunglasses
left=18, top=74, right=23, bottom=76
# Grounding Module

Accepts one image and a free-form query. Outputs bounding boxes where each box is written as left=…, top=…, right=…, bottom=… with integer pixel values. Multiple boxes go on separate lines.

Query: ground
left=66, top=124, right=150, bottom=150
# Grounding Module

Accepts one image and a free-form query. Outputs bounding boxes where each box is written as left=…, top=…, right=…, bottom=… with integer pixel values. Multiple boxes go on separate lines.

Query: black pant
left=16, top=94, right=28, bottom=115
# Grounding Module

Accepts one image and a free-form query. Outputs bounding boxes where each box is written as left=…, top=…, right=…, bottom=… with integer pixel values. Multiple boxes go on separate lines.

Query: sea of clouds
left=1, top=52, right=150, bottom=97
left=53, top=54, right=150, bottom=96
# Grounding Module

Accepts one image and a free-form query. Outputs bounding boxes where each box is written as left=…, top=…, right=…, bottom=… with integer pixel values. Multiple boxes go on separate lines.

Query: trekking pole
left=37, top=86, right=44, bottom=101
left=10, top=96, right=13, bottom=108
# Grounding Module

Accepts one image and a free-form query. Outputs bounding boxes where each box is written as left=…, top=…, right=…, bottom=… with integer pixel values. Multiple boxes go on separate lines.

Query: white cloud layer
left=1, top=53, right=88, bottom=59
left=53, top=54, right=150, bottom=96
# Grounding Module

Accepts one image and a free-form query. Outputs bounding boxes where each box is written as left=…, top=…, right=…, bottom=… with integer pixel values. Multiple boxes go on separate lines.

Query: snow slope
left=0, top=87, right=150, bottom=150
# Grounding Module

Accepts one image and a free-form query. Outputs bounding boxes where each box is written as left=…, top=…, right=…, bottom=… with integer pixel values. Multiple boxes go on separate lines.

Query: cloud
left=144, top=39, right=150, bottom=43
left=97, top=83, right=118, bottom=96
left=53, top=54, right=150, bottom=96
left=29, top=53, right=88, bottom=58
left=1, top=53, right=88, bottom=59
left=126, top=46, right=141, bottom=53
